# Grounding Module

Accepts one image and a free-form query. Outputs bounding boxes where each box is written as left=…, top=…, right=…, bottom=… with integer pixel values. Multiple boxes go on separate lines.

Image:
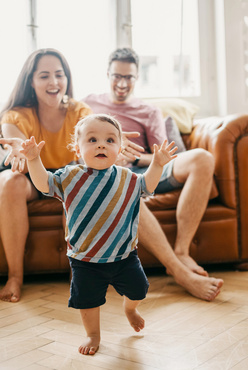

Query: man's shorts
left=68, top=250, right=149, bottom=309
left=132, top=158, right=184, bottom=194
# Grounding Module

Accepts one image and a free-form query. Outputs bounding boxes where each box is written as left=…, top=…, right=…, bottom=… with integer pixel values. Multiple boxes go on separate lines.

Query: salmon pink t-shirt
left=83, top=93, right=166, bottom=153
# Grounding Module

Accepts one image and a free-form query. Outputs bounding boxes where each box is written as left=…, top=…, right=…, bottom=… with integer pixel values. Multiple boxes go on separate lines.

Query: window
left=36, top=0, right=116, bottom=99
left=0, top=0, right=204, bottom=103
left=0, top=0, right=116, bottom=106
left=3, top=0, right=242, bottom=116
left=0, top=0, right=29, bottom=105
left=130, top=0, right=200, bottom=98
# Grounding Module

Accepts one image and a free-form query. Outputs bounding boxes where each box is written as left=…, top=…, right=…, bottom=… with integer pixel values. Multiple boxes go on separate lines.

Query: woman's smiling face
left=32, top=55, right=68, bottom=108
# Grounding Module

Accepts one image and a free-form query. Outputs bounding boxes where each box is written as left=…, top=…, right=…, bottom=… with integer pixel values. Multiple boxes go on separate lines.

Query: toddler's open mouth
left=96, top=154, right=106, bottom=157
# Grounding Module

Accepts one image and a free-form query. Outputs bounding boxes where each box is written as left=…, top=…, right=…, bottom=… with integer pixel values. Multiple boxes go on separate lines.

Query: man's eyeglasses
left=110, top=73, right=137, bottom=84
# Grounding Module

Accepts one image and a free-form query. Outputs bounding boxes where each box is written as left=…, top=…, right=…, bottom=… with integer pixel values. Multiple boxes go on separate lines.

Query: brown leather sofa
left=1, top=113, right=248, bottom=275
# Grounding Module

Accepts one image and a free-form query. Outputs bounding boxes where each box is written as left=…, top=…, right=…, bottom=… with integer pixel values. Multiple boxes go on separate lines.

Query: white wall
left=215, top=0, right=248, bottom=116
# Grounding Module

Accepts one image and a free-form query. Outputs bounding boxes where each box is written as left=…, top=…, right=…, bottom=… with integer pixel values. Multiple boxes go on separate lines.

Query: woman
left=0, top=48, right=93, bottom=302
left=0, top=48, right=142, bottom=303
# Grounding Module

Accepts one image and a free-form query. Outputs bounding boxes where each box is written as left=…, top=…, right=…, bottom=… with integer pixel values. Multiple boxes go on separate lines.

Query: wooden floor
left=1, top=267, right=248, bottom=370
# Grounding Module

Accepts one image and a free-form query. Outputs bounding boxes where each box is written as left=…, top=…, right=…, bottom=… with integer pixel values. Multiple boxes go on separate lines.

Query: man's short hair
left=108, top=48, right=139, bottom=70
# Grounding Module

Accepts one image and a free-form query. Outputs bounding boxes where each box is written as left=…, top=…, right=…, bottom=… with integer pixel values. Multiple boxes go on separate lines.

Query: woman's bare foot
left=125, top=308, right=145, bottom=332
left=78, top=336, right=100, bottom=355
left=175, top=254, right=208, bottom=277
left=0, top=277, right=22, bottom=302
left=175, top=271, right=224, bottom=301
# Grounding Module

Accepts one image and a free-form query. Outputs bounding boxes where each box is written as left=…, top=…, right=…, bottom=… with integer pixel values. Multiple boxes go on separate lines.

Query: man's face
left=108, top=61, right=138, bottom=104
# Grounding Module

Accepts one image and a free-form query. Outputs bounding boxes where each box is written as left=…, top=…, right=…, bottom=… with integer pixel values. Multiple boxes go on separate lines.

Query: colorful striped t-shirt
left=46, top=164, right=152, bottom=263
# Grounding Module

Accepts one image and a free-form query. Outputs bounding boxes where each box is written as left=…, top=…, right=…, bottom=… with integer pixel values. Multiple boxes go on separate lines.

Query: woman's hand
left=120, top=131, right=145, bottom=161
left=0, top=137, right=27, bottom=172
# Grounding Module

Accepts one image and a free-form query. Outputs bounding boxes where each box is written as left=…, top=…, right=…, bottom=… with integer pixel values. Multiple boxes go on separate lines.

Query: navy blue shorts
left=68, top=250, right=149, bottom=309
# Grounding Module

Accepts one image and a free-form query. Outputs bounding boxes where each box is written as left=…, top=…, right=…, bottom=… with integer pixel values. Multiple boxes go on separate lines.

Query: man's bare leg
left=172, top=149, right=214, bottom=276
left=79, top=306, right=100, bottom=355
left=0, top=171, right=38, bottom=302
left=123, top=296, right=145, bottom=332
left=138, top=201, right=223, bottom=301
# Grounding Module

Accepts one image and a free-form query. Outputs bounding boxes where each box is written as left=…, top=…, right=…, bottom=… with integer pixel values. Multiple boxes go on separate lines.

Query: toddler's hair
left=69, top=113, right=122, bottom=153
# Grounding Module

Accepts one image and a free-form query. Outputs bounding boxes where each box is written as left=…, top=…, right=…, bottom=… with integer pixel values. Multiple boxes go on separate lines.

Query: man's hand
left=20, top=136, right=45, bottom=161
left=0, top=137, right=27, bottom=172
left=120, top=131, right=144, bottom=161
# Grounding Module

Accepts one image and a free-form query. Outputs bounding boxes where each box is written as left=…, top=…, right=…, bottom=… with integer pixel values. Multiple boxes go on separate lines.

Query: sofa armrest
left=189, top=114, right=248, bottom=209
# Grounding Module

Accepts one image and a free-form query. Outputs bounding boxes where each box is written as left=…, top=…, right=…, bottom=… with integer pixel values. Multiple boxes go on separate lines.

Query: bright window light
left=131, top=0, right=200, bottom=98
left=0, top=0, right=201, bottom=108
left=0, top=0, right=116, bottom=106
left=0, top=0, right=29, bottom=106
left=36, top=0, right=116, bottom=100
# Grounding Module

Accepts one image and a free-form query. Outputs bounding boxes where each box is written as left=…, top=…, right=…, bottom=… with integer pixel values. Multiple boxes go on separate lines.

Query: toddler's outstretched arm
left=20, top=136, right=49, bottom=193
left=144, top=140, right=178, bottom=193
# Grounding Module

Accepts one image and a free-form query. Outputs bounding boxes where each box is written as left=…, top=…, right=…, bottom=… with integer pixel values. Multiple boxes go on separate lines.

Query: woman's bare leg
left=0, top=170, right=38, bottom=302
left=79, top=306, right=100, bottom=355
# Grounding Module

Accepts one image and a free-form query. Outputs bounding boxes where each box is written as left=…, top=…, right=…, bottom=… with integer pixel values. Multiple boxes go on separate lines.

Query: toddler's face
left=76, top=118, right=121, bottom=170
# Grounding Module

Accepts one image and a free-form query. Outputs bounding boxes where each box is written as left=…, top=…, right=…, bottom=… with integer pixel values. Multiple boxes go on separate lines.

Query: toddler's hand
left=20, top=136, right=45, bottom=161
left=153, top=140, right=178, bottom=167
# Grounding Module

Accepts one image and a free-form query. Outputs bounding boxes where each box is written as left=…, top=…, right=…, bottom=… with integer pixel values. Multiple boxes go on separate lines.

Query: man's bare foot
left=78, top=336, right=100, bottom=355
left=175, top=271, right=224, bottom=301
left=125, top=308, right=145, bottom=332
left=174, top=254, right=208, bottom=277
left=0, top=277, right=22, bottom=302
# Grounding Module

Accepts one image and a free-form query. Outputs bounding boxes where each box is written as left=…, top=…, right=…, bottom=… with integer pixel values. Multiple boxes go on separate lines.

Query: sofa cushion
left=28, top=197, right=63, bottom=215
left=165, top=116, right=186, bottom=153
left=144, top=179, right=219, bottom=211
left=144, top=98, right=199, bottom=134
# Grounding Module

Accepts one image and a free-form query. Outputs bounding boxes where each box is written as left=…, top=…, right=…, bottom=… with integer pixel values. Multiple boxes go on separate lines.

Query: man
left=83, top=48, right=223, bottom=301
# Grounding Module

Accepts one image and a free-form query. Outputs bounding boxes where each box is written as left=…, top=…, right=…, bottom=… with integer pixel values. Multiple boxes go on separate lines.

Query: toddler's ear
left=75, top=145, right=81, bottom=158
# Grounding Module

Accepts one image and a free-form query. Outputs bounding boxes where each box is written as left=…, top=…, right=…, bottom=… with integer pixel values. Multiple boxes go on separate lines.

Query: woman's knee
left=0, top=171, right=30, bottom=199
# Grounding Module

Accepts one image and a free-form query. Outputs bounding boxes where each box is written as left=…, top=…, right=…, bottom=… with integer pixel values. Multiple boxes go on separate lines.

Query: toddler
left=20, top=113, right=177, bottom=355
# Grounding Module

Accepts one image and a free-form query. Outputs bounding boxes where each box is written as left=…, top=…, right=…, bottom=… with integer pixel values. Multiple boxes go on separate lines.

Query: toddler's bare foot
left=175, top=254, right=208, bottom=277
left=78, top=336, right=100, bottom=355
left=175, top=271, right=224, bottom=301
left=125, top=308, right=145, bottom=332
left=0, top=277, right=22, bottom=302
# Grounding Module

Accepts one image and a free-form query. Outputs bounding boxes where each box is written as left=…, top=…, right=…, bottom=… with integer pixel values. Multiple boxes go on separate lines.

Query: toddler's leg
left=123, top=296, right=145, bottom=332
left=79, top=306, right=100, bottom=355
